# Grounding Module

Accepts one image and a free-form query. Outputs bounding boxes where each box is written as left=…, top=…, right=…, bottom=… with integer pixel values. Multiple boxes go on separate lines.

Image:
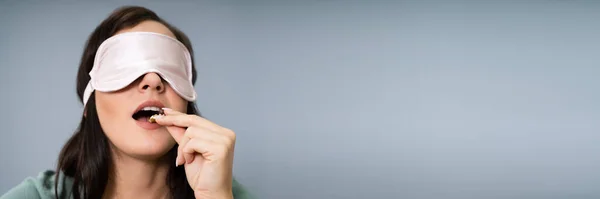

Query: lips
left=132, top=100, right=164, bottom=119
left=133, top=100, right=165, bottom=116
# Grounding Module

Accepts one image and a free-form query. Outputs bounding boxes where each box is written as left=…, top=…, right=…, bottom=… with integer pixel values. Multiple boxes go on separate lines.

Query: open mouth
left=132, top=106, right=164, bottom=123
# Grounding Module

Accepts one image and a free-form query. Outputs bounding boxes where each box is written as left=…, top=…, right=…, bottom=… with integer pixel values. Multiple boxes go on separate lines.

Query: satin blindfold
left=82, top=32, right=196, bottom=106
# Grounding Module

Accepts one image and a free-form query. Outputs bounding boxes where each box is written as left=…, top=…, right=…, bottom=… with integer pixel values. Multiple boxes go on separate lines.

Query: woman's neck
left=103, top=151, right=171, bottom=199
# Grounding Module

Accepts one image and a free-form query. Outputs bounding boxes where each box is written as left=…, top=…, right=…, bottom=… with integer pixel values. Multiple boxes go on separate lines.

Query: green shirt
left=1, top=170, right=256, bottom=199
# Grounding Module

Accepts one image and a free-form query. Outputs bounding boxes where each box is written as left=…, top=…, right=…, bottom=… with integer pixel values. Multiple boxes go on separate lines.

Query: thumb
left=164, top=125, right=186, bottom=144
left=152, top=114, right=186, bottom=143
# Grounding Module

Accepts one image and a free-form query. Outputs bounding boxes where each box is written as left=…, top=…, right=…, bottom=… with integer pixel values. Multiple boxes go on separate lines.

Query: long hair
left=55, top=6, right=198, bottom=199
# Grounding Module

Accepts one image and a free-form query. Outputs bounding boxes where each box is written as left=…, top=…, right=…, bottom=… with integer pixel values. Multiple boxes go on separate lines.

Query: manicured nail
left=162, top=107, right=172, bottom=111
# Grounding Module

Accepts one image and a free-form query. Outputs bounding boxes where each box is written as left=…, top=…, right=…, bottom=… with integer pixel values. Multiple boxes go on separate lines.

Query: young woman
left=1, top=6, right=254, bottom=199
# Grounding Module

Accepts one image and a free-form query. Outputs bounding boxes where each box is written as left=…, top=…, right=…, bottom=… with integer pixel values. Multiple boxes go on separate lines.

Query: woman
left=1, top=6, right=255, bottom=199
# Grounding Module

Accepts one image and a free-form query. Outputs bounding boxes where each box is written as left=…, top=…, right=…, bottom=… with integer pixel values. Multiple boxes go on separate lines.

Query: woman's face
left=95, top=20, right=188, bottom=160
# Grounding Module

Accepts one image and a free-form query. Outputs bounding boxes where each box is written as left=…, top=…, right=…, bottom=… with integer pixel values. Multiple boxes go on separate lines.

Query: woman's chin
left=123, top=145, right=175, bottom=161
left=113, top=136, right=176, bottom=161
left=104, top=125, right=177, bottom=161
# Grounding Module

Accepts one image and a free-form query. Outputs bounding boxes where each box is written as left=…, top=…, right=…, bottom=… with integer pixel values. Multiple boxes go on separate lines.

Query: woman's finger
left=177, top=126, right=230, bottom=165
left=165, top=125, right=185, bottom=144
left=178, top=133, right=192, bottom=165
left=186, top=126, right=231, bottom=144
left=161, top=108, right=185, bottom=115
left=160, top=108, right=221, bottom=130
left=181, top=138, right=231, bottom=161
left=155, top=114, right=204, bottom=129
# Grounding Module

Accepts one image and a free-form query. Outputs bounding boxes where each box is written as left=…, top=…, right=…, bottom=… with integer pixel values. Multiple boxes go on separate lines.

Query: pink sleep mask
left=82, top=32, right=196, bottom=106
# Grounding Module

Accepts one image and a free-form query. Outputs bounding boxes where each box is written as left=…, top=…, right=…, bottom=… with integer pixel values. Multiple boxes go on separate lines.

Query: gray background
left=1, top=0, right=599, bottom=198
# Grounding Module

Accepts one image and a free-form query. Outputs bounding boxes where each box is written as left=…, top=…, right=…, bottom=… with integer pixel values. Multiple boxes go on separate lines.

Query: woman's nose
left=137, top=72, right=165, bottom=93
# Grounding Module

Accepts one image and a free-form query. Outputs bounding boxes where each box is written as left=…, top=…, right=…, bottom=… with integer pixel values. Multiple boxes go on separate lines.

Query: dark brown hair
left=55, top=6, right=198, bottom=199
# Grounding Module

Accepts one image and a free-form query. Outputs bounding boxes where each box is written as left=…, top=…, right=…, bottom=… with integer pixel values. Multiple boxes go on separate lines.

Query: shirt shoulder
left=232, top=177, right=258, bottom=199
left=1, top=170, right=74, bottom=199
left=3, top=170, right=254, bottom=199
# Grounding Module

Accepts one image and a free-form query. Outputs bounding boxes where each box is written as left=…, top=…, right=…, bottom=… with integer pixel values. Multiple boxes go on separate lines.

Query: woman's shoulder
left=2, top=170, right=255, bottom=199
left=232, top=177, right=258, bottom=199
left=1, top=170, right=74, bottom=199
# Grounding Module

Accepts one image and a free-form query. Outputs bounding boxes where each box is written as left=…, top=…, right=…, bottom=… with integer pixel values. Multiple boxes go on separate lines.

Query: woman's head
left=58, top=6, right=197, bottom=198
left=94, top=20, right=190, bottom=160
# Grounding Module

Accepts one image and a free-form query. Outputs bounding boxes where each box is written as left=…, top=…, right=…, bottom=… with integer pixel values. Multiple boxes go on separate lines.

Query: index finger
left=159, top=108, right=221, bottom=131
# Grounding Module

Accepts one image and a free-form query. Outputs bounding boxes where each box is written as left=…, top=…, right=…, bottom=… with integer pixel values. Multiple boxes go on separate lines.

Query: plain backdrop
left=1, top=0, right=599, bottom=198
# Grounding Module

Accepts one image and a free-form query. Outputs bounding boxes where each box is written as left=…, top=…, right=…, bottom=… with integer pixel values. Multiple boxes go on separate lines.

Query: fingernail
left=162, top=107, right=173, bottom=112
left=175, top=155, right=180, bottom=167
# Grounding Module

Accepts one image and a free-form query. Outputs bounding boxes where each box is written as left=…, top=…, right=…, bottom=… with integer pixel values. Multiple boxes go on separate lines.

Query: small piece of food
left=131, top=106, right=165, bottom=123
left=148, top=114, right=162, bottom=123
left=148, top=109, right=165, bottom=123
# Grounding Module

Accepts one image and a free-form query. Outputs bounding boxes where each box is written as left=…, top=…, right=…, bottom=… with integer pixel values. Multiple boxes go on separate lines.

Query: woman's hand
left=155, top=108, right=236, bottom=199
